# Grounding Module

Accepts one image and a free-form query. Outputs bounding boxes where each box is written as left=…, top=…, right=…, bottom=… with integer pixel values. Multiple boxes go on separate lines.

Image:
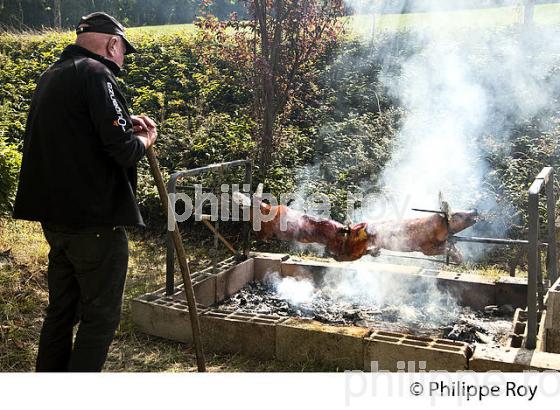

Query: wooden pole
left=201, top=219, right=237, bottom=255
left=146, top=147, right=206, bottom=372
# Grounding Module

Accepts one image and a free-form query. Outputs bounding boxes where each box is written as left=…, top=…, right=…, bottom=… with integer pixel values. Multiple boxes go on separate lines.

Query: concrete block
left=131, top=296, right=203, bottom=344
left=510, top=334, right=524, bottom=348
left=436, top=272, right=495, bottom=309
left=436, top=271, right=463, bottom=281
left=327, top=260, right=422, bottom=277
left=471, top=345, right=560, bottom=371
left=514, top=321, right=527, bottom=334
left=507, top=308, right=528, bottom=348
left=545, top=276, right=560, bottom=329
left=364, top=330, right=470, bottom=372
left=215, top=258, right=254, bottom=301
left=252, top=253, right=289, bottom=281
left=276, top=318, right=369, bottom=370
left=173, top=272, right=216, bottom=307
left=192, top=276, right=216, bottom=307
left=364, top=262, right=421, bottom=276
left=496, top=276, right=528, bottom=309
left=200, top=309, right=284, bottom=360
left=280, top=260, right=423, bottom=288
left=172, top=262, right=227, bottom=306
left=280, top=260, right=326, bottom=283
left=537, top=310, right=547, bottom=352
left=545, top=329, right=560, bottom=353
left=544, top=279, right=560, bottom=353
left=529, top=351, right=560, bottom=370
left=469, top=345, right=531, bottom=372
left=131, top=255, right=559, bottom=372
left=286, top=261, right=514, bottom=312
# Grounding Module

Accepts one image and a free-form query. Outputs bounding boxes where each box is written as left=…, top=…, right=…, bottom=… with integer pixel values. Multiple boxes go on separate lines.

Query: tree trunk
left=249, top=0, right=343, bottom=176
left=255, top=0, right=284, bottom=174
left=53, top=0, right=61, bottom=29
left=260, top=96, right=275, bottom=171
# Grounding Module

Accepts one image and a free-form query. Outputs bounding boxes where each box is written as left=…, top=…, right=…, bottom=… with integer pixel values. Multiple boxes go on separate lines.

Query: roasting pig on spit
left=233, top=185, right=478, bottom=263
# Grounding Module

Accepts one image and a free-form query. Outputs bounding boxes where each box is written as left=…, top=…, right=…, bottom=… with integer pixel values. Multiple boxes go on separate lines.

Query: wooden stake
left=146, top=147, right=206, bottom=372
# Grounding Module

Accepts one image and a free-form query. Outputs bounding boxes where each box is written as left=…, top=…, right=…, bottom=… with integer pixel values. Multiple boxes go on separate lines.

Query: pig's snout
left=448, top=209, right=479, bottom=234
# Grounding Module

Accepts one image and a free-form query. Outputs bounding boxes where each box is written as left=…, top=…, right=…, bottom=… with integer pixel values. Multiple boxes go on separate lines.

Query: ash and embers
left=216, top=278, right=513, bottom=346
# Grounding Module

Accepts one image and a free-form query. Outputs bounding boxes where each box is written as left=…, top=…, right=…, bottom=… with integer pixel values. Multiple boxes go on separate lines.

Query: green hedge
left=0, top=30, right=400, bottom=226
left=0, top=30, right=304, bottom=225
left=1, top=28, right=559, bottom=270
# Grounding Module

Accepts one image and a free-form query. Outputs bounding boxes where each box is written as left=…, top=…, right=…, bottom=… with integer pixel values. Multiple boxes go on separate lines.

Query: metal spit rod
left=450, top=235, right=549, bottom=248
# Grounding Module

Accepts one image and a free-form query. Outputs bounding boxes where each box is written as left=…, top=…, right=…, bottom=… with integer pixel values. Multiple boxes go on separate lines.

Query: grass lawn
left=347, top=3, right=560, bottom=36
left=129, top=23, right=196, bottom=34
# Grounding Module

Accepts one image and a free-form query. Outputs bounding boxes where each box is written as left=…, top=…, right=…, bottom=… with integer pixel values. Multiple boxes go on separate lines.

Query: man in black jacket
left=13, top=12, right=157, bottom=372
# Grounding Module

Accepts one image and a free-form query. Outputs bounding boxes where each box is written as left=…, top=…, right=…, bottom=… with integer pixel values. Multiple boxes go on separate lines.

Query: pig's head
left=448, top=209, right=478, bottom=234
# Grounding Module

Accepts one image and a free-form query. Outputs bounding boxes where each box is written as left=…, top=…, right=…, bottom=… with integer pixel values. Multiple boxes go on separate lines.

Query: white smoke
left=350, top=2, right=560, bottom=223
left=256, top=3, right=560, bottom=323
left=267, top=272, right=315, bottom=304
left=264, top=263, right=460, bottom=328
left=286, top=2, right=560, bottom=263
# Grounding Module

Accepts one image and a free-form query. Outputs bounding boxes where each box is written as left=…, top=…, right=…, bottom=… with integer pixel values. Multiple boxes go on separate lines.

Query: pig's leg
left=421, top=242, right=463, bottom=264
left=447, top=243, right=463, bottom=264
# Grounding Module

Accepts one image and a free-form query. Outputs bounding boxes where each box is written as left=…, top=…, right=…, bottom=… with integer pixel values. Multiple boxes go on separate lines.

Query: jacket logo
left=107, top=82, right=127, bottom=132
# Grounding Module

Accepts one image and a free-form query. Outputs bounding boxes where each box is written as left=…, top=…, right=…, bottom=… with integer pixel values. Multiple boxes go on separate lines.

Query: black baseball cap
left=76, top=12, right=137, bottom=55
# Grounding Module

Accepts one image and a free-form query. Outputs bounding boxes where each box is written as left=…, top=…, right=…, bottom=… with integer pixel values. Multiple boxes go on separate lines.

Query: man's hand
left=131, top=115, right=156, bottom=133
left=131, top=115, right=157, bottom=149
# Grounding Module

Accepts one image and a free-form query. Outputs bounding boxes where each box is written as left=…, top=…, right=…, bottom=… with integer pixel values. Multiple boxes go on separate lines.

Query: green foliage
left=0, top=32, right=73, bottom=145
left=135, top=112, right=258, bottom=225
left=262, top=125, right=315, bottom=196
left=2, top=25, right=560, bottom=276
left=0, top=30, right=262, bottom=224
left=0, top=137, right=22, bottom=215
left=483, top=124, right=560, bottom=235
left=310, top=36, right=410, bottom=122
left=291, top=111, right=402, bottom=221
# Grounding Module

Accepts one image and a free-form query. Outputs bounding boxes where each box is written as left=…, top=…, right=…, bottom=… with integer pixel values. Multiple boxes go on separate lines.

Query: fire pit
left=131, top=163, right=560, bottom=371
left=131, top=253, right=560, bottom=371
left=215, top=273, right=513, bottom=347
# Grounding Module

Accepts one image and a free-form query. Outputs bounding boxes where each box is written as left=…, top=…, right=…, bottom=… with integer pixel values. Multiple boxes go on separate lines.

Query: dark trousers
left=36, top=223, right=129, bottom=372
